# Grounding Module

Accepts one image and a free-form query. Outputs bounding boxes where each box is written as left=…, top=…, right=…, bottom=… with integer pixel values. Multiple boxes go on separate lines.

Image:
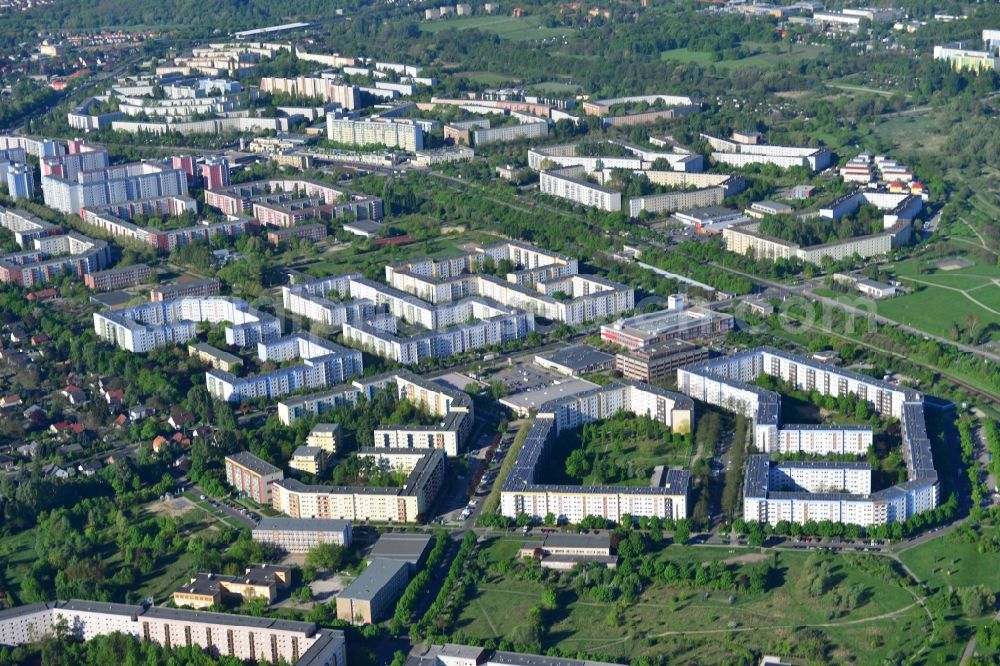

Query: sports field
left=421, top=15, right=573, bottom=42
left=451, top=538, right=957, bottom=663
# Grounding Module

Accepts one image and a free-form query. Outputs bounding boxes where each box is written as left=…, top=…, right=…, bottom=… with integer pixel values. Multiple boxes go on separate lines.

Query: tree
left=305, top=543, right=347, bottom=572
left=565, top=449, right=591, bottom=479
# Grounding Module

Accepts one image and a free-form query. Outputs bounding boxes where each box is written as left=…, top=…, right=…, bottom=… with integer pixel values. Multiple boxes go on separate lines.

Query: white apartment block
left=0, top=601, right=346, bottom=666
left=540, top=166, right=622, bottom=212
left=260, top=76, right=360, bottom=110
left=701, top=133, right=832, bottom=172
left=528, top=141, right=702, bottom=173
left=93, top=297, right=280, bottom=352
left=206, top=334, right=363, bottom=403
left=773, top=425, right=873, bottom=456
left=42, top=155, right=188, bottom=215
left=384, top=242, right=633, bottom=325
left=471, top=120, right=548, bottom=146
left=326, top=117, right=423, bottom=151
left=677, top=347, right=938, bottom=526
left=341, top=297, right=534, bottom=364
left=501, top=383, right=694, bottom=523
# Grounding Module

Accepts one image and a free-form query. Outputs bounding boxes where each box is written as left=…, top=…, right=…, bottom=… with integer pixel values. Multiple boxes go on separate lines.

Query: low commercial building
left=366, top=532, right=434, bottom=569
left=409, top=644, right=621, bottom=666
left=0, top=600, right=346, bottom=666
left=746, top=200, right=793, bottom=219
left=518, top=532, right=618, bottom=569
left=601, top=305, right=734, bottom=351
left=225, top=451, right=285, bottom=505
left=615, top=340, right=709, bottom=382
left=832, top=273, right=897, bottom=299
left=83, top=263, right=152, bottom=291
left=336, top=558, right=410, bottom=625
left=534, top=344, right=615, bottom=377
left=252, top=517, right=354, bottom=553
left=674, top=206, right=750, bottom=232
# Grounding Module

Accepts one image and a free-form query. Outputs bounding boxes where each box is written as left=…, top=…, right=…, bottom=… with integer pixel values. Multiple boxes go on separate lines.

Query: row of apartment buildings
left=204, top=178, right=384, bottom=224
left=382, top=241, right=634, bottom=326
left=501, top=382, right=694, bottom=524
left=0, top=600, right=345, bottom=666
left=676, top=347, right=937, bottom=527
left=277, top=370, right=475, bottom=457
left=701, top=133, right=833, bottom=172
left=0, top=227, right=110, bottom=287
left=723, top=189, right=922, bottom=265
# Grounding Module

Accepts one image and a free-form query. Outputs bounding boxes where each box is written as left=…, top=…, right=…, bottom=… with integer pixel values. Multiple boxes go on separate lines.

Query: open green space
left=899, top=528, right=1000, bottom=594
left=294, top=232, right=500, bottom=280
left=450, top=537, right=942, bottom=663
left=659, top=42, right=830, bottom=69
left=456, top=72, right=520, bottom=85
left=527, top=81, right=582, bottom=95
left=876, top=251, right=1000, bottom=342
left=872, top=111, right=949, bottom=155
left=420, top=15, right=573, bottom=42
left=537, top=414, right=695, bottom=487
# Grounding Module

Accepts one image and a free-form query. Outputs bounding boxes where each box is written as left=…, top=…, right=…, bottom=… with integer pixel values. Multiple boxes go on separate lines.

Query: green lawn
left=421, top=15, right=573, bottom=42
left=457, top=72, right=519, bottom=85
left=453, top=540, right=944, bottom=663
left=899, top=532, right=1000, bottom=593
left=660, top=43, right=830, bottom=69
left=873, top=112, right=949, bottom=155
left=875, top=251, right=1000, bottom=341
left=295, top=234, right=499, bottom=279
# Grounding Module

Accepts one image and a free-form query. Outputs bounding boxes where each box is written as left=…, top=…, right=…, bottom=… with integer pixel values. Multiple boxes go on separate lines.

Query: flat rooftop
left=535, top=344, right=614, bottom=372
left=254, top=517, right=352, bottom=533
left=500, top=377, right=600, bottom=414
left=367, top=532, right=434, bottom=564
left=338, top=558, right=409, bottom=601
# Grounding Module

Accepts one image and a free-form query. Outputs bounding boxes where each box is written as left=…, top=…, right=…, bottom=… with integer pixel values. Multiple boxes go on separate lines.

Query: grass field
left=660, top=42, right=830, bottom=69
left=421, top=15, right=573, bottom=41
left=452, top=538, right=950, bottom=663
left=873, top=112, right=949, bottom=155
left=295, top=233, right=500, bottom=279
left=456, top=72, right=520, bottom=85
left=877, top=249, right=1000, bottom=341
left=527, top=81, right=582, bottom=95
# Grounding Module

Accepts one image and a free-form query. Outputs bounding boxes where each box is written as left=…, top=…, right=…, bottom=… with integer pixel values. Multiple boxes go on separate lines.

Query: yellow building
left=306, top=423, right=342, bottom=454
left=172, top=565, right=291, bottom=609
left=290, top=446, right=327, bottom=475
